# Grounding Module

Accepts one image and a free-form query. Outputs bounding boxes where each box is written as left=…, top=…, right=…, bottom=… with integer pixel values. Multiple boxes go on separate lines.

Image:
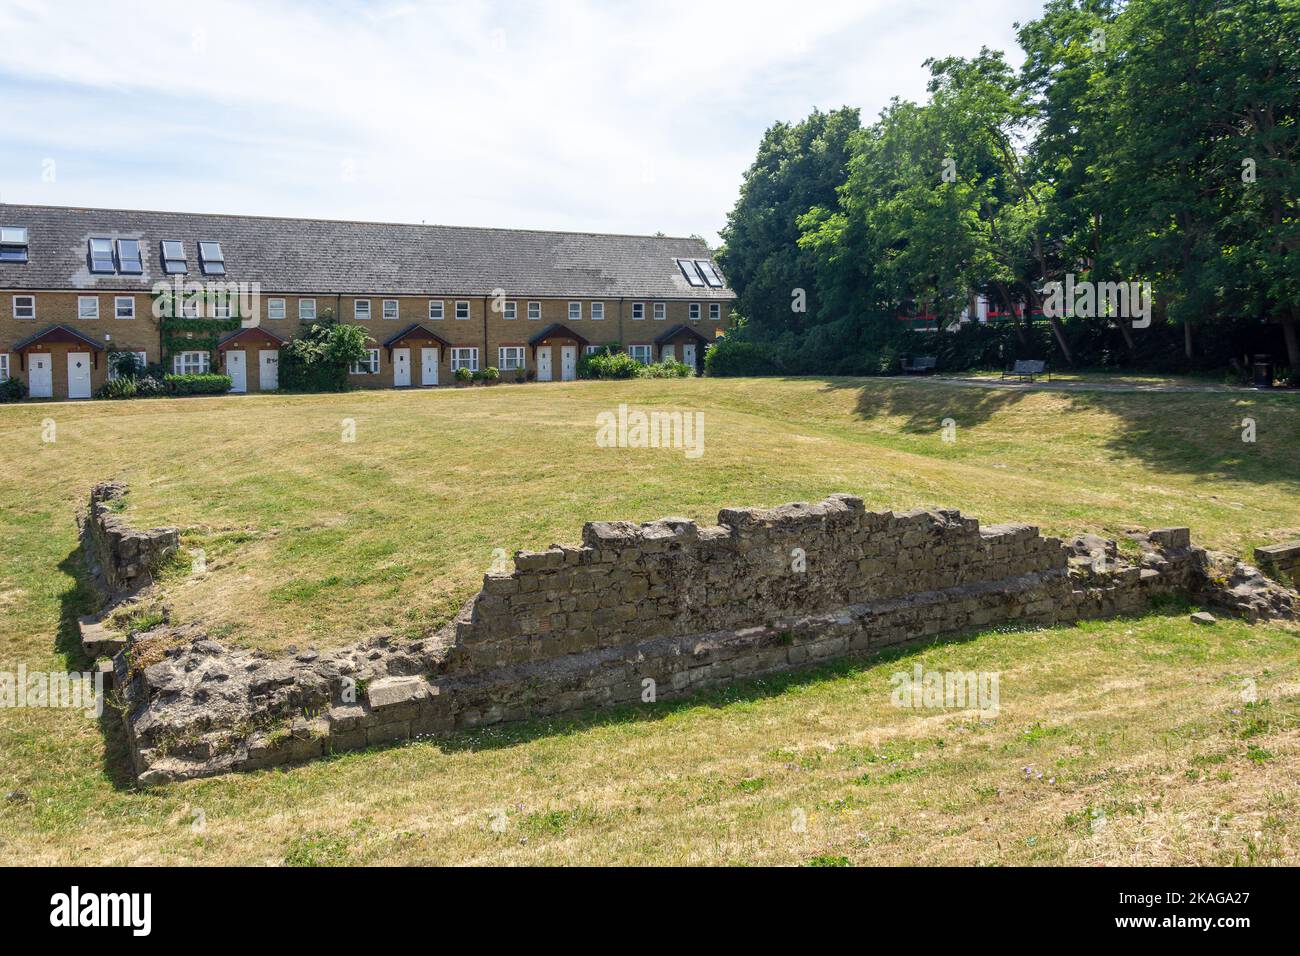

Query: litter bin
left=1252, top=355, right=1273, bottom=389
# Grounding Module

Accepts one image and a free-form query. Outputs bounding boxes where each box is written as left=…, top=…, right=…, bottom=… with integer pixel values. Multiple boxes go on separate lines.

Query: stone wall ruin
left=90, top=486, right=1296, bottom=784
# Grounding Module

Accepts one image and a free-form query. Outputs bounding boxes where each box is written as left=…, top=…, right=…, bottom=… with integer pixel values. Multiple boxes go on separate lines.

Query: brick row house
left=0, top=204, right=734, bottom=400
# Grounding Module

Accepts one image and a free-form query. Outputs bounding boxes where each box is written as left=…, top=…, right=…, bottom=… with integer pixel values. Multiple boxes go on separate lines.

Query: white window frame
left=568, top=301, right=581, bottom=321
left=0, top=353, right=9, bottom=381
left=689, top=303, right=701, bottom=320
left=350, top=349, right=380, bottom=375
left=527, top=301, right=541, bottom=321
left=267, top=297, right=287, bottom=320
left=653, top=302, right=666, bottom=321
left=584, top=345, right=604, bottom=356
left=590, top=302, right=605, bottom=321
left=210, top=296, right=231, bottom=319
left=181, top=296, right=200, bottom=318
left=629, top=345, right=652, bottom=364
left=174, top=350, right=211, bottom=375
left=710, top=303, right=721, bottom=321
left=455, top=300, right=470, bottom=321
left=382, top=299, right=400, bottom=320
left=450, top=347, right=479, bottom=371
left=78, top=296, right=99, bottom=320
left=429, top=300, right=444, bottom=320
left=631, top=302, right=645, bottom=320
left=299, top=298, right=317, bottom=321
left=116, top=296, right=137, bottom=319
left=498, top=346, right=525, bottom=371
left=354, top=299, right=371, bottom=321
left=108, top=351, right=148, bottom=381
left=503, top=301, right=517, bottom=320
left=12, top=295, right=35, bottom=320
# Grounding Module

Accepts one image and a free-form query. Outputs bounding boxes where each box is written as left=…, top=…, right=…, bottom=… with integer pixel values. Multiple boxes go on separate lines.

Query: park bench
left=1001, top=359, right=1050, bottom=382
left=900, top=355, right=937, bottom=375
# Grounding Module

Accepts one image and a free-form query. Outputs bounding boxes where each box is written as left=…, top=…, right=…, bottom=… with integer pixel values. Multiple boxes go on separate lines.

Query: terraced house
left=0, top=204, right=734, bottom=400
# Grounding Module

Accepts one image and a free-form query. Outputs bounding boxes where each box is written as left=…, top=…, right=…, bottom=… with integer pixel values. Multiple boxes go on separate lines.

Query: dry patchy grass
left=0, top=377, right=1297, bottom=865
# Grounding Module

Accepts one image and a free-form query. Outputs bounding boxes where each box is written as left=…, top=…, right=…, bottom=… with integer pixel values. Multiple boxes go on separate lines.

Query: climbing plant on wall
left=153, top=289, right=243, bottom=362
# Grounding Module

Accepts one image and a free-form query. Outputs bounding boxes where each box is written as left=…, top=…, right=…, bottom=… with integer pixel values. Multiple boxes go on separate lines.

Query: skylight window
left=694, top=260, right=724, bottom=288
left=117, top=239, right=143, bottom=274
left=161, top=240, right=187, bottom=274
left=89, top=238, right=115, bottom=273
left=676, top=258, right=704, bottom=287
left=198, top=241, right=226, bottom=275
left=0, top=226, right=28, bottom=263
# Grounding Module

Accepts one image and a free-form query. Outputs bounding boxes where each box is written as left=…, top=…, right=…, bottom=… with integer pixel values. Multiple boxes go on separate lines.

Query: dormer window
left=89, top=238, right=115, bottom=273
left=0, top=226, right=28, bottom=263
left=117, top=239, right=143, bottom=274
left=161, top=240, right=187, bottom=274
left=198, top=241, right=226, bottom=275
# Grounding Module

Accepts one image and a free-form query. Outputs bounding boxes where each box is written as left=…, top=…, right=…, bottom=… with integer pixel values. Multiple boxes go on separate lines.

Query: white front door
left=421, top=347, right=439, bottom=385
left=682, top=343, right=696, bottom=371
left=258, top=350, right=278, bottom=390
left=560, top=345, right=577, bottom=381
left=29, top=354, right=53, bottom=398
left=227, top=350, right=247, bottom=393
left=67, top=352, right=92, bottom=399
left=537, top=346, right=553, bottom=382
left=393, top=347, right=411, bottom=386
left=661, top=344, right=675, bottom=362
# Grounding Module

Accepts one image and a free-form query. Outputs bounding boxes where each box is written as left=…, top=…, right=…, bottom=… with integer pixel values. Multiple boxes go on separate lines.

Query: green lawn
left=0, top=377, right=1297, bottom=865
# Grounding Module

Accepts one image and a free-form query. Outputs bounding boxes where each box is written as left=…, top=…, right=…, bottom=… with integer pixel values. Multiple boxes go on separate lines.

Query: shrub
left=704, top=338, right=782, bottom=376
left=278, top=320, right=370, bottom=392
left=0, top=377, right=27, bottom=403
left=581, top=351, right=644, bottom=379
left=482, top=366, right=500, bottom=382
left=108, top=350, right=145, bottom=380
left=95, top=376, right=138, bottom=400
left=164, top=373, right=232, bottom=396
left=642, top=359, right=693, bottom=378
left=134, top=374, right=167, bottom=397
left=455, top=366, right=473, bottom=383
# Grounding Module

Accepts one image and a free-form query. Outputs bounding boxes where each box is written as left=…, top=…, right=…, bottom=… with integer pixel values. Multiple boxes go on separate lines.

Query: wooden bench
left=900, top=355, right=937, bottom=375
left=1001, top=359, right=1050, bottom=382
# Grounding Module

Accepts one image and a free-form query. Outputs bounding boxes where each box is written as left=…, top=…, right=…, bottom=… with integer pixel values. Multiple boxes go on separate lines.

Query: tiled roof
left=13, top=323, right=105, bottom=351
left=0, top=204, right=734, bottom=300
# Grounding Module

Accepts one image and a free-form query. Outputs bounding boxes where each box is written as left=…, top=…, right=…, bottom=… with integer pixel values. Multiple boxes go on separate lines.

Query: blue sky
left=0, top=0, right=1046, bottom=244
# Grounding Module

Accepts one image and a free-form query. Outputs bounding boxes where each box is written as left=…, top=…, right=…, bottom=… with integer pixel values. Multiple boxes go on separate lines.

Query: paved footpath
left=922, top=375, right=1295, bottom=396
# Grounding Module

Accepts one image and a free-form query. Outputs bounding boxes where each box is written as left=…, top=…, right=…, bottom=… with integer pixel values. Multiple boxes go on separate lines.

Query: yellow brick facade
left=1, top=291, right=731, bottom=398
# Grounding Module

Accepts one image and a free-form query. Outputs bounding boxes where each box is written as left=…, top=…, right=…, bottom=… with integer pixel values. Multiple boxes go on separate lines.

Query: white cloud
left=0, top=0, right=1046, bottom=242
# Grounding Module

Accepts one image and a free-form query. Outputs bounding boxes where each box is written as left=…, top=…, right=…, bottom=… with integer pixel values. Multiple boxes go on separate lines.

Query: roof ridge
left=0, top=202, right=712, bottom=245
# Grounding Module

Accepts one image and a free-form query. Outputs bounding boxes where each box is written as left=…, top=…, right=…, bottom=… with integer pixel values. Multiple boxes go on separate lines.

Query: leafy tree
left=279, top=320, right=370, bottom=392
left=718, top=107, right=861, bottom=342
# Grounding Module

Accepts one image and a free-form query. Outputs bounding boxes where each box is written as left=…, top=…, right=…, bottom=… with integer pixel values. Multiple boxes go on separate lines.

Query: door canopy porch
left=381, top=323, right=452, bottom=360
left=216, top=326, right=286, bottom=350
left=12, top=324, right=104, bottom=370
left=528, top=322, right=589, bottom=357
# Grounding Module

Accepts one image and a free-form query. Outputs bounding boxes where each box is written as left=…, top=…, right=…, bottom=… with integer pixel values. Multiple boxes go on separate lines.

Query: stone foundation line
left=76, top=482, right=1296, bottom=784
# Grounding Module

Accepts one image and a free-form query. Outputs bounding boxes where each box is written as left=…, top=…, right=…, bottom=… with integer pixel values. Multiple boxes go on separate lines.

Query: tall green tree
left=717, top=108, right=860, bottom=341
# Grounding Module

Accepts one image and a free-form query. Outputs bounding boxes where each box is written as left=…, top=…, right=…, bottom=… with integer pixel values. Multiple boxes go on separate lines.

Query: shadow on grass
left=56, top=545, right=138, bottom=791
left=809, top=376, right=1300, bottom=487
